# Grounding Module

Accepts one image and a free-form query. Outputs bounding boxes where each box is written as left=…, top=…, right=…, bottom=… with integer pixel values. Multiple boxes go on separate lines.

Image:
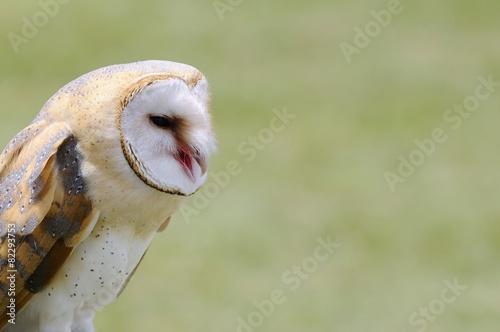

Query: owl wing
left=0, top=120, right=99, bottom=327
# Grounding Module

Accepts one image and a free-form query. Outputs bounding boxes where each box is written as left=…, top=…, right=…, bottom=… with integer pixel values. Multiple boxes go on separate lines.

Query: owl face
left=119, top=77, right=216, bottom=196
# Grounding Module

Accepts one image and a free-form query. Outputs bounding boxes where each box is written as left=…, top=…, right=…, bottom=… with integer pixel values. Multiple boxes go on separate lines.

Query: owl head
left=37, top=60, right=217, bottom=197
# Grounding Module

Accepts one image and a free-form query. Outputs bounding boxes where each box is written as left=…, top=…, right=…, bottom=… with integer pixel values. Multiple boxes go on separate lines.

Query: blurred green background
left=1, top=1, right=500, bottom=331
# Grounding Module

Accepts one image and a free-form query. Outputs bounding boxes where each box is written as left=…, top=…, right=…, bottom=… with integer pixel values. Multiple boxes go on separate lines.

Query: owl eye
left=150, top=115, right=174, bottom=129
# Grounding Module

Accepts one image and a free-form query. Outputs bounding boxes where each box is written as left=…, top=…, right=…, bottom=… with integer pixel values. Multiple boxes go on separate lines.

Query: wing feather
left=0, top=121, right=98, bottom=327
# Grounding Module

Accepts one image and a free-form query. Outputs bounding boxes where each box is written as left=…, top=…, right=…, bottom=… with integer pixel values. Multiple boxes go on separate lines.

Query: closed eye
left=150, top=115, right=174, bottom=129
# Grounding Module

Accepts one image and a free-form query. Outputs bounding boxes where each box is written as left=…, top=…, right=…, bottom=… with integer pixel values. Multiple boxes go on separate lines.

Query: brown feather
left=0, top=123, right=97, bottom=328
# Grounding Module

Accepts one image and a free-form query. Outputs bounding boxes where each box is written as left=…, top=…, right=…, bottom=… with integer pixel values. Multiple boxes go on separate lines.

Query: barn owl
left=0, top=60, right=216, bottom=332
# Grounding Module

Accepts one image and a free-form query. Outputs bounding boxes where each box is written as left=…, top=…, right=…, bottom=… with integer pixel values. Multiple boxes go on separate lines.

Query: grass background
left=1, top=0, right=500, bottom=331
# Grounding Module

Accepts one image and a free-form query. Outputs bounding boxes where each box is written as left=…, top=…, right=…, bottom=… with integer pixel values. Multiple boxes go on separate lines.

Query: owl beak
left=195, top=155, right=208, bottom=177
left=174, top=146, right=195, bottom=180
left=174, top=146, right=208, bottom=180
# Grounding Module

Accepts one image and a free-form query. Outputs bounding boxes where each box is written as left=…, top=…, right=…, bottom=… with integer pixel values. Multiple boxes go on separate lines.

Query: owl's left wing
left=0, top=121, right=99, bottom=326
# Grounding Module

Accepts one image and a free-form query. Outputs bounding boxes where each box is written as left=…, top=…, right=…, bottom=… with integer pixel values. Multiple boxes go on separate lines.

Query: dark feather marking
left=26, top=239, right=72, bottom=293
left=22, top=234, right=49, bottom=259
left=41, top=211, right=80, bottom=240
left=22, top=215, right=39, bottom=235
left=56, top=136, right=85, bottom=193
left=0, top=280, right=9, bottom=297
left=14, top=257, right=30, bottom=282
left=40, top=136, right=89, bottom=240
left=30, top=176, right=46, bottom=203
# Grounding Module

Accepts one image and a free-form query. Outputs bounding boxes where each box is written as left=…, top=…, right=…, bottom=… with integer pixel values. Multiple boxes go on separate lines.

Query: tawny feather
left=0, top=126, right=97, bottom=328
